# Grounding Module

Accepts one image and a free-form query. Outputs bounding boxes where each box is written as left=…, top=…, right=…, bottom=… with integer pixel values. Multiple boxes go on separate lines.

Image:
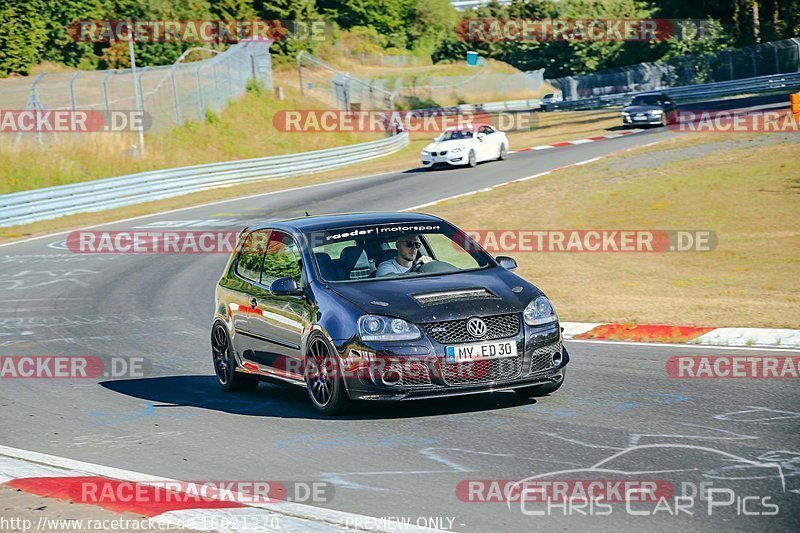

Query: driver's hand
left=419, top=255, right=433, bottom=264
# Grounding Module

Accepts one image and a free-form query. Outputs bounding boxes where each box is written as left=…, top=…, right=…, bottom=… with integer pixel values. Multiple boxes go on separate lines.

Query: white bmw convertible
left=420, top=123, right=509, bottom=169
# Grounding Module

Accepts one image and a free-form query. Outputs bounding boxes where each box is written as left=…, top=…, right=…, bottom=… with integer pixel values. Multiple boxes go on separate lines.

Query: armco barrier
left=0, top=133, right=409, bottom=227
left=556, top=71, right=800, bottom=110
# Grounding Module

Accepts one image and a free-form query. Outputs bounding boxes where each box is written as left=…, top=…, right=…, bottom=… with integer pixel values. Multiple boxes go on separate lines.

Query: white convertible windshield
left=439, top=130, right=474, bottom=141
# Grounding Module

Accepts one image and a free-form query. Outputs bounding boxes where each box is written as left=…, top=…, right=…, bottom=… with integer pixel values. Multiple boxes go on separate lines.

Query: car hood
left=327, top=268, right=541, bottom=323
left=423, top=138, right=471, bottom=152
left=623, top=105, right=662, bottom=113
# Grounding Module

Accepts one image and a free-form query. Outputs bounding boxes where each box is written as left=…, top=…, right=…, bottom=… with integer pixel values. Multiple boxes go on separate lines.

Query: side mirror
left=477, top=132, right=486, bottom=140
left=496, top=255, right=517, bottom=270
left=270, top=276, right=303, bottom=296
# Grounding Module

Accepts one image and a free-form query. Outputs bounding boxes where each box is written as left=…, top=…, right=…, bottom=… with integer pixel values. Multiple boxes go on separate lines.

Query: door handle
left=250, top=297, right=258, bottom=310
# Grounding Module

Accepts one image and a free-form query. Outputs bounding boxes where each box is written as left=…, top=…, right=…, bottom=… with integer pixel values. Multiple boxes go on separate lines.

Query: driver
left=376, top=234, right=432, bottom=277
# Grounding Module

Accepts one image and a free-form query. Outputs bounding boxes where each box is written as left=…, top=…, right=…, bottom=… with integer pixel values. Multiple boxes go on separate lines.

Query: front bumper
left=337, top=323, right=568, bottom=401
left=623, top=114, right=662, bottom=125
left=421, top=151, right=468, bottom=167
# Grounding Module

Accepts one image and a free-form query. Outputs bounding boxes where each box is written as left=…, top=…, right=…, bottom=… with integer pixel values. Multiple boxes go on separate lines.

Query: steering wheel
left=408, top=255, right=424, bottom=272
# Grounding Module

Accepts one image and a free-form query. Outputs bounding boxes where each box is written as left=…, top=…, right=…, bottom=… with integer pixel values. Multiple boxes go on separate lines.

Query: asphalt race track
left=1, top=105, right=798, bottom=531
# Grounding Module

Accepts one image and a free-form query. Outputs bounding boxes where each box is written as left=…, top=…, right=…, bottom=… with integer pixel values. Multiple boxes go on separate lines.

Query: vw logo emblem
left=466, top=317, right=487, bottom=338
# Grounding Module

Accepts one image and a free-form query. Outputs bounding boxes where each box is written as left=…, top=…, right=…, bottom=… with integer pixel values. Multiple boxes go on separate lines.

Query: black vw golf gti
left=212, top=212, right=568, bottom=414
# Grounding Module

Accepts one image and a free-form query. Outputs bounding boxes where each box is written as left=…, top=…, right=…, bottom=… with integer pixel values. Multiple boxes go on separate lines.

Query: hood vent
left=412, top=288, right=497, bottom=307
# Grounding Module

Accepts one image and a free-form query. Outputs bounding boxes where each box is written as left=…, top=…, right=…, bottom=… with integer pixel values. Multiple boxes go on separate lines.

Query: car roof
left=253, top=211, right=446, bottom=233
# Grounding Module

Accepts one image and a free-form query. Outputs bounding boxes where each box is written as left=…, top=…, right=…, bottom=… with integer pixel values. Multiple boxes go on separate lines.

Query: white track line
left=0, top=445, right=442, bottom=533
left=565, top=339, right=800, bottom=353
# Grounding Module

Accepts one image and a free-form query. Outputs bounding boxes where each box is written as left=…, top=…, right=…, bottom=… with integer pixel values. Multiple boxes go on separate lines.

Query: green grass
left=0, top=84, right=380, bottom=195
left=426, top=134, right=800, bottom=329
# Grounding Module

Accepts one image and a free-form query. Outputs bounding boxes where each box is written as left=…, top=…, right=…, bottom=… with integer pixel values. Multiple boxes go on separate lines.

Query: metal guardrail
left=555, top=72, right=800, bottom=110
left=0, top=133, right=409, bottom=227
left=457, top=99, right=541, bottom=113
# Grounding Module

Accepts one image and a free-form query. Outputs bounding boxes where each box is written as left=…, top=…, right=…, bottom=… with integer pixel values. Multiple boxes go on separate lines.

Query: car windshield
left=306, top=222, right=493, bottom=282
left=631, top=95, right=662, bottom=106
left=438, top=129, right=473, bottom=141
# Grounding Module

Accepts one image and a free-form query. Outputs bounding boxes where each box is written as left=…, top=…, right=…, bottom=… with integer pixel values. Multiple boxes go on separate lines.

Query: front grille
left=424, top=314, right=520, bottom=344
left=395, top=362, right=432, bottom=387
left=441, top=356, right=523, bottom=385
left=529, top=342, right=562, bottom=374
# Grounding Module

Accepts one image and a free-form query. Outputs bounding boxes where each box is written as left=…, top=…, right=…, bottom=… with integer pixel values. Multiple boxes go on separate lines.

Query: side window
left=261, top=231, right=302, bottom=287
left=235, top=230, right=270, bottom=283
left=482, top=126, right=494, bottom=134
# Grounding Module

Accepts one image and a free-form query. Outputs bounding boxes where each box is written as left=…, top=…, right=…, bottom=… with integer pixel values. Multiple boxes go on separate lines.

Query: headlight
left=622, top=112, right=630, bottom=116
left=650, top=110, right=663, bottom=115
left=523, top=296, right=558, bottom=326
left=450, top=147, right=464, bottom=153
left=421, top=150, right=430, bottom=156
left=358, top=315, right=421, bottom=341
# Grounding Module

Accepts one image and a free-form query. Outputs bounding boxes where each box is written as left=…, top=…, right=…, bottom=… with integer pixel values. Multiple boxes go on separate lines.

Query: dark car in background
left=212, top=212, right=568, bottom=414
left=621, top=92, right=677, bottom=127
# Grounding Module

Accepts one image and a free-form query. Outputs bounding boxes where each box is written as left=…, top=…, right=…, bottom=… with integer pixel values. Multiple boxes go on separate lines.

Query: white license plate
left=445, top=340, right=517, bottom=363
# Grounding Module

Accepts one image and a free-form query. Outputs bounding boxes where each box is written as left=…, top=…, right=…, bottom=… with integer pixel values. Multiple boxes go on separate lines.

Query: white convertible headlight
left=358, top=315, right=421, bottom=341
left=523, top=296, right=558, bottom=326
left=450, top=147, right=464, bottom=153
left=421, top=150, right=430, bottom=156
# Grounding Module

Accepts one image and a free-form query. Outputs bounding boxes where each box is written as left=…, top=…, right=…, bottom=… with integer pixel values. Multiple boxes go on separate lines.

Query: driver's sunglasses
left=400, top=241, right=422, bottom=249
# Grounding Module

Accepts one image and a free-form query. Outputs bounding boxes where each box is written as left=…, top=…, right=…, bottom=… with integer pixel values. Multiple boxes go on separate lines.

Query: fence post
left=102, top=71, right=112, bottom=113
left=69, top=72, right=79, bottom=113
left=752, top=48, right=758, bottom=78
left=774, top=46, right=780, bottom=74
left=170, top=69, right=181, bottom=124
left=226, top=56, right=233, bottom=98
left=728, top=52, right=734, bottom=80
left=137, top=67, right=148, bottom=114
left=212, top=61, right=221, bottom=107
left=297, top=52, right=305, bottom=95
left=196, top=64, right=206, bottom=121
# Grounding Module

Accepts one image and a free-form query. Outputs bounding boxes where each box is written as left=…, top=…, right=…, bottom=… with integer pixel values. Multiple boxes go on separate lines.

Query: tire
left=467, top=150, right=477, bottom=167
left=497, top=144, right=507, bottom=161
left=513, top=369, right=566, bottom=398
left=304, top=335, right=350, bottom=415
left=211, top=322, right=259, bottom=392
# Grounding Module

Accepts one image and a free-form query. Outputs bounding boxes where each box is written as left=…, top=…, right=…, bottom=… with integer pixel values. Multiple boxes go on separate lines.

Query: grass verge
left=425, top=132, right=799, bottom=329
left=0, top=109, right=625, bottom=242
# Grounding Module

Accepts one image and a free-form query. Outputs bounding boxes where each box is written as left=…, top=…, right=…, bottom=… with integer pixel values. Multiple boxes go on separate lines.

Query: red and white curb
left=0, top=445, right=443, bottom=532
left=508, top=129, right=643, bottom=154
left=562, top=322, right=800, bottom=348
